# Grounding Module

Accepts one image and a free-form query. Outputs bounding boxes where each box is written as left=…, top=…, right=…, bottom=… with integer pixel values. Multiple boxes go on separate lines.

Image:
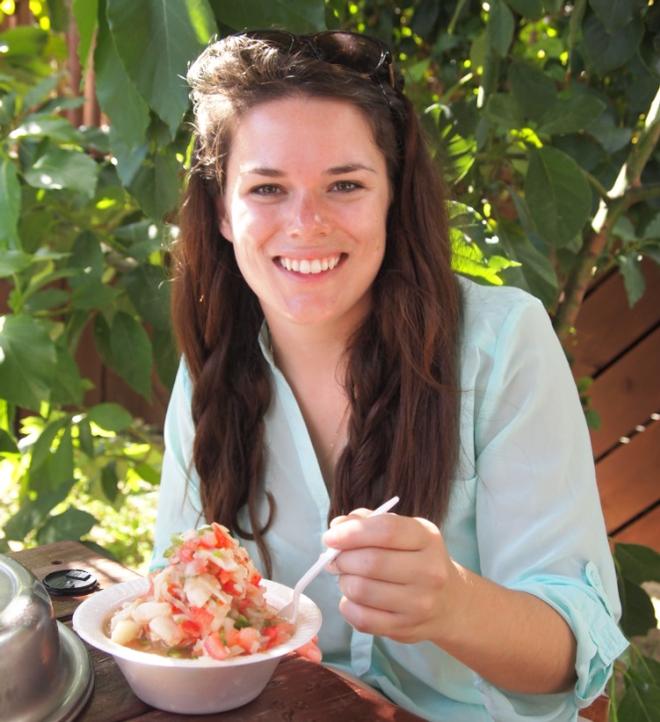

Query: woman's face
left=219, top=95, right=390, bottom=337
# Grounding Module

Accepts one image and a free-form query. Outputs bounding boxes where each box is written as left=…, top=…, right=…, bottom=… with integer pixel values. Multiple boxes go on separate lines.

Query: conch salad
left=108, top=523, right=294, bottom=659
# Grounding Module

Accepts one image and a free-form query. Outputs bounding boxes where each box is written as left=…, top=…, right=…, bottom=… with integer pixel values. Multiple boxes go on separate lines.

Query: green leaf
left=504, top=0, right=543, bottom=19
left=10, top=114, right=80, bottom=143
left=617, top=254, right=645, bottom=307
left=509, top=61, right=557, bottom=123
left=485, top=93, right=524, bottom=129
left=588, top=113, right=632, bottom=153
left=538, top=91, right=607, bottom=136
left=617, top=676, right=660, bottom=721
left=0, top=315, right=58, bottom=410
left=487, top=0, right=514, bottom=58
left=619, top=577, right=657, bottom=638
left=24, top=147, right=99, bottom=198
left=93, top=313, right=113, bottom=367
left=128, top=150, right=181, bottom=221
left=70, top=278, right=119, bottom=311
left=0, top=156, right=21, bottom=250
left=450, top=229, right=519, bottom=286
left=88, top=402, right=133, bottom=432
left=23, top=288, right=69, bottom=313
left=70, top=231, right=105, bottom=278
left=122, top=264, right=171, bottom=330
left=108, top=126, right=149, bottom=187
left=36, top=507, right=97, bottom=544
left=210, top=0, right=326, bottom=33
left=94, top=3, right=150, bottom=150
left=0, top=26, right=49, bottom=58
left=29, top=417, right=67, bottom=474
left=133, top=462, right=160, bottom=485
left=525, top=147, right=592, bottom=247
left=23, top=74, right=60, bottom=109
left=583, top=14, right=643, bottom=75
left=45, top=426, right=74, bottom=489
left=110, top=312, right=153, bottom=399
left=0, top=428, right=18, bottom=454
left=152, top=326, right=178, bottom=390
left=0, top=250, right=32, bottom=278
left=77, top=418, right=95, bottom=457
left=3, top=484, right=74, bottom=540
left=615, top=543, right=660, bottom=585
left=72, top=0, right=99, bottom=73
left=106, top=0, right=216, bottom=136
left=589, top=0, right=645, bottom=34
left=49, top=345, right=85, bottom=406
left=497, top=221, right=559, bottom=307
left=641, top=213, right=660, bottom=241
left=101, top=461, right=119, bottom=502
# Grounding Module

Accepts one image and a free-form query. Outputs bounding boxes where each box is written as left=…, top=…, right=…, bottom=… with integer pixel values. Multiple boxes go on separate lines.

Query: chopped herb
left=234, top=614, right=250, bottom=629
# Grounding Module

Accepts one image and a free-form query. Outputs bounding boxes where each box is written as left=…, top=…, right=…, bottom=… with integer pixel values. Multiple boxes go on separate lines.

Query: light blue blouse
left=152, top=277, right=628, bottom=722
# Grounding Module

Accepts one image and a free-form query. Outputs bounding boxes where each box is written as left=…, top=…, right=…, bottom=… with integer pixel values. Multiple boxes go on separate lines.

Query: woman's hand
left=295, top=635, right=322, bottom=663
left=322, top=510, right=462, bottom=646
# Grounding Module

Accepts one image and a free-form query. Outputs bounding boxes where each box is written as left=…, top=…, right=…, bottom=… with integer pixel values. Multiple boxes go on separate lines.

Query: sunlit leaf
left=88, top=402, right=133, bottom=432
left=109, top=312, right=153, bottom=400
left=106, top=0, right=216, bottom=136
left=487, top=0, right=514, bottom=58
left=525, top=147, right=592, bottom=247
left=94, top=1, right=149, bottom=151
left=0, top=315, right=58, bottom=410
left=24, top=147, right=99, bottom=198
left=209, top=0, right=325, bottom=33
left=36, top=507, right=97, bottom=544
left=0, top=155, right=21, bottom=250
left=72, top=0, right=99, bottom=73
left=617, top=254, right=645, bottom=308
left=583, top=14, right=643, bottom=75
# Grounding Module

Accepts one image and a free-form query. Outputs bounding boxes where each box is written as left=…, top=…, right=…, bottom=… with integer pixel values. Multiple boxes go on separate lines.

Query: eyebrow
left=241, top=163, right=376, bottom=177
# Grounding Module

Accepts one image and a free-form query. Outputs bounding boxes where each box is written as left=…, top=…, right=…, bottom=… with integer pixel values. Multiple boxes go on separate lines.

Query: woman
left=152, top=31, right=627, bottom=721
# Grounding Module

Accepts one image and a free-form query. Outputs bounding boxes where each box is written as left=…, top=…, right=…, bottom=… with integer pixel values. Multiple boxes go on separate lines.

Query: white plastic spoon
left=279, top=495, right=400, bottom=624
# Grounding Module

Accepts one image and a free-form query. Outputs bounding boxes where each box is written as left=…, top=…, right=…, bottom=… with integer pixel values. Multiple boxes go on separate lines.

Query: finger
left=323, top=513, right=436, bottom=552
left=296, top=640, right=323, bottom=663
left=329, top=508, right=372, bottom=529
left=332, top=547, right=424, bottom=584
left=338, top=597, right=416, bottom=642
left=337, top=573, right=408, bottom=613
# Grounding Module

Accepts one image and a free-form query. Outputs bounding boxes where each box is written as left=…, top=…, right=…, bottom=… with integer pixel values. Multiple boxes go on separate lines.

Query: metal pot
left=0, top=555, right=94, bottom=722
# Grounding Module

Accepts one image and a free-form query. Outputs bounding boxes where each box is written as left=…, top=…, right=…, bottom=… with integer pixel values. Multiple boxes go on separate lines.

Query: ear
left=215, top=196, right=234, bottom=243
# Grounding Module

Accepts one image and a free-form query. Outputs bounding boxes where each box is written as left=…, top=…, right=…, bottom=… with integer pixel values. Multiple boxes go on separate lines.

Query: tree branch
left=552, top=87, right=660, bottom=345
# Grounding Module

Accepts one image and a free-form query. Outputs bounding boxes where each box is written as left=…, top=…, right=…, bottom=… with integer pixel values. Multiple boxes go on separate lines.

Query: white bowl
left=72, top=577, right=322, bottom=714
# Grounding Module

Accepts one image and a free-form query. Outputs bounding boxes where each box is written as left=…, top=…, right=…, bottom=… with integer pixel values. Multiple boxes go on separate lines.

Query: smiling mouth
left=276, top=254, right=344, bottom=275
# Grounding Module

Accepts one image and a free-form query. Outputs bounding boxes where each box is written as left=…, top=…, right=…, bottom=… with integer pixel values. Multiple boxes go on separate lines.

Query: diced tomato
left=237, top=627, right=260, bottom=653
left=212, top=522, right=233, bottom=549
left=223, top=580, right=238, bottom=596
left=249, top=571, right=262, bottom=585
left=203, top=632, right=230, bottom=660
left=180, top=619, right=200, bottom=637
left=178, top=540, right=198, bottom=563
left=218, top=569, right=232, bottom=585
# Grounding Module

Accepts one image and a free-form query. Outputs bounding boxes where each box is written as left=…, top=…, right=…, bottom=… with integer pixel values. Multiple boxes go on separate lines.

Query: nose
left=288, top=191, right=330, bottom=239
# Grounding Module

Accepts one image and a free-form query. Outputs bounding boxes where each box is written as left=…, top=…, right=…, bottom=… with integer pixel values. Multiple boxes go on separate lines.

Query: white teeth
left=278, top=255, right=341, bottom=274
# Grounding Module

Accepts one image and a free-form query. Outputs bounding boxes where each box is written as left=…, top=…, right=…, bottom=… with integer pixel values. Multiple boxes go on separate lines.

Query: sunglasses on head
left=237, top=30, right=402, bottom=91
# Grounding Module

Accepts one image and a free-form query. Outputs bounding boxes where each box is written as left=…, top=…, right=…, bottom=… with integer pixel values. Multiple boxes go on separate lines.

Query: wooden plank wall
left=571, top=259, right=660, bottom=551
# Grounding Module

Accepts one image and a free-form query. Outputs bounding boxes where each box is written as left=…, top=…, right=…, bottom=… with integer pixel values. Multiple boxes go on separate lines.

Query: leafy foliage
left=0, top=0, right=657, bottom=712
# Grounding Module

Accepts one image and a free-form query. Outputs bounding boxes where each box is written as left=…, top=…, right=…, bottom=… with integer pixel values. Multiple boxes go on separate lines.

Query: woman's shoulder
left=458, top=276, right=552, bottom=356
left=457, top=274, right=547, bottom=351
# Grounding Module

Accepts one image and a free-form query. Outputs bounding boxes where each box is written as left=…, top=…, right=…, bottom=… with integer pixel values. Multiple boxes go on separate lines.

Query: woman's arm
left=323, top=512, right=577, bottom=694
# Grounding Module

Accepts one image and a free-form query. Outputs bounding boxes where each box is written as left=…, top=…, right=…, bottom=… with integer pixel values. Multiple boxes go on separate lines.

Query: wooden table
left=10, top=541, right=425, bottom=722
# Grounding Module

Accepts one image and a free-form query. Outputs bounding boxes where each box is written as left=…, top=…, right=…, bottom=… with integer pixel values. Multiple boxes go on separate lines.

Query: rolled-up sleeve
left=151, top=359, right=204, bottom=571
left=472, top=295, right=628, bottom=718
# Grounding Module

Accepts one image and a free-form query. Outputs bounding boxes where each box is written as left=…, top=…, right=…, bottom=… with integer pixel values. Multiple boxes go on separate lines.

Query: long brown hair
left=171, top=35, right=461, bottom=576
